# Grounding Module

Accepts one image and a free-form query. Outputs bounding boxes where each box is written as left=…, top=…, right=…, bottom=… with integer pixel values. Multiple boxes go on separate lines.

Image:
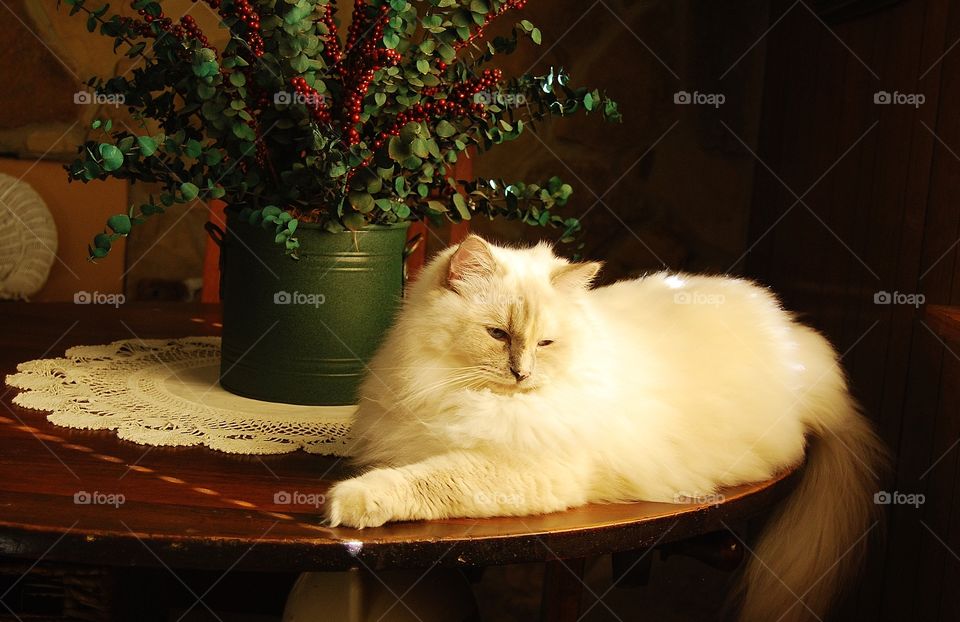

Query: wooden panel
left=748, top=0, right=960, bottom=619
left=908, top=2, right=960, bottom=614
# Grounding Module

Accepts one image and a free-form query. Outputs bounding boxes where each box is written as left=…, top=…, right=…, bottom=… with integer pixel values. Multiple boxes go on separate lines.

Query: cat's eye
left=538, top=339, right=554, bottom=347
left=487, top=327, right=510, bottom=341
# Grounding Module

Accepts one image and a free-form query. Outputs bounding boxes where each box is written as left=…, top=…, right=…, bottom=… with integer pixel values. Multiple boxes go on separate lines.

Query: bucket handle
left=204, top=222, right=225, bottom=247
left=402, top=233, right=423, bottom=289
left=403, top=232, right=423, bottom=260
left=204, top=222, right=227, bottom=300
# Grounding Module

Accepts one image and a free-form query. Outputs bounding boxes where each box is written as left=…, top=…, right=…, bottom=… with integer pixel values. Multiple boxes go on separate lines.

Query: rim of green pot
left=291, top=220, right=412, bottom=232
left=224, top=210, right=412, bottom=232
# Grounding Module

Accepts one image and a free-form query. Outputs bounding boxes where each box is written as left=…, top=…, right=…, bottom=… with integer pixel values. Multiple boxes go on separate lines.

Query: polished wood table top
left=0, top=302, right=799, bottom=572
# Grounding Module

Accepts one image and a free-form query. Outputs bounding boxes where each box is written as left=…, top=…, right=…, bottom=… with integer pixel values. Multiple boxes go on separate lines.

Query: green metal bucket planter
left=216, top=212, right=409, bottom=406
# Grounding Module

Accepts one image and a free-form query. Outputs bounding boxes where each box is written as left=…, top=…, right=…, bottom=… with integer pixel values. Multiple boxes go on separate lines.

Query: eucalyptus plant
left=62, top=0, right=621, bottom=258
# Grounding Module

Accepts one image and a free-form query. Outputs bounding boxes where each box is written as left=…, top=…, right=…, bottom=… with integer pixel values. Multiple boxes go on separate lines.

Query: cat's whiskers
left=396, top=369, right=496, bottom=406
left=395, top=373, right=476, bottom=403
left=369, top=365, right=488, bottom=372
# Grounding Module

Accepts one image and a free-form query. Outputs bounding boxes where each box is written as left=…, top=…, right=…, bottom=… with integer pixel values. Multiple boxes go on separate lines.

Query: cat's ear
left=447, top=235, right=497, bottom=290
left=551, top=261, right=602, bottom=290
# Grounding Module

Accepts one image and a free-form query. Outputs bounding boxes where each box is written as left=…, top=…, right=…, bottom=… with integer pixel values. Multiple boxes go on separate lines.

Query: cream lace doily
left=5, top=337, right=357, bottom=455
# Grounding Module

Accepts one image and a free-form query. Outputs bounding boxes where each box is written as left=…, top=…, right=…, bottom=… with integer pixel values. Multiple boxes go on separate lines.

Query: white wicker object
left=0, top=173, right=58, bottom=300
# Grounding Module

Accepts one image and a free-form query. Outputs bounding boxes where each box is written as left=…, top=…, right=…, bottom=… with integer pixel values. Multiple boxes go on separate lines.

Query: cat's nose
left=510, top=367, right=530, bottom=382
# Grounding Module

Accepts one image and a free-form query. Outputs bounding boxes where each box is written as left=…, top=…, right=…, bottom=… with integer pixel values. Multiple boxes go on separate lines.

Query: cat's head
left=413, top=235, right=601, bottom=393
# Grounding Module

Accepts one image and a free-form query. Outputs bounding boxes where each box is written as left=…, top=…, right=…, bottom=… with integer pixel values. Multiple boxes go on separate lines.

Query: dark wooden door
left=748, top=0, right=960, bottom=620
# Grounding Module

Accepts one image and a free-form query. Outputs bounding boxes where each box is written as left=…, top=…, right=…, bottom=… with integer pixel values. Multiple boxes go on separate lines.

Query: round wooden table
left=0, top=303, right=801, bottom=620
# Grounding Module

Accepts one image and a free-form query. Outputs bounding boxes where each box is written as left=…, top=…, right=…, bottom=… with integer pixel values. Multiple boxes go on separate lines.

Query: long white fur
left=325, top=235, right=887, bottom=621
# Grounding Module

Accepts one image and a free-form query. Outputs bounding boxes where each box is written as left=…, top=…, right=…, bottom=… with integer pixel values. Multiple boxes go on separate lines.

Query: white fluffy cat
left=325, top=235, right=886, bottom=622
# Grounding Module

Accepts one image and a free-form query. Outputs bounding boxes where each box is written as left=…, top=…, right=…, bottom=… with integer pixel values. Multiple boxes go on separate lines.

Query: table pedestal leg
left=283, top=568, right=478, bottom=621
left=540, top=558, right=586, bottom=622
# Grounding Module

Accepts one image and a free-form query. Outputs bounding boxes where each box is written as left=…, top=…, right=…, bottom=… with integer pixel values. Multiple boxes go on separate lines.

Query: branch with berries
left=62, top=0, right=621, bottom=259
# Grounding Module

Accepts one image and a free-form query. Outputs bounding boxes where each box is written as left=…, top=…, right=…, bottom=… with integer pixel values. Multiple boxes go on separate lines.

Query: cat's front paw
left=325, top=472, right=399, bottom=529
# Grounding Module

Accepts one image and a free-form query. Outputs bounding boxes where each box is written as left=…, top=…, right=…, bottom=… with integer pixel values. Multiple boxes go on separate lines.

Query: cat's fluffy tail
left=737, top=396, right=887, bottom=622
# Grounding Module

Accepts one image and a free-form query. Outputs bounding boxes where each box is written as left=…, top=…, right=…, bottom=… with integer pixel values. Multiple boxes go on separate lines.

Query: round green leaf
left=180, top=182, right=199, bottom=201
left=204, top=149, right=223, bottom=166
left=93, top=233, right=113, bottom=250
left=349, top=191, right=375, bottom=213
left=436, top=120, right=456, bottom=138
left=136, top=136, right=157, bottom=157
left=98, top=144, right=124, bottom=172
left=453, top=193, right=470, bottom=220
left=197, top=83, right=216, bottom=100
left=343, top=213, right=366, bottom=230
left=410, top=138, right=429, bottom=158
left=107, top=214, right=132, bottom=235
left=290, top=53, right=309, bottom=73
left=438, top=43, right=455, bottom=61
